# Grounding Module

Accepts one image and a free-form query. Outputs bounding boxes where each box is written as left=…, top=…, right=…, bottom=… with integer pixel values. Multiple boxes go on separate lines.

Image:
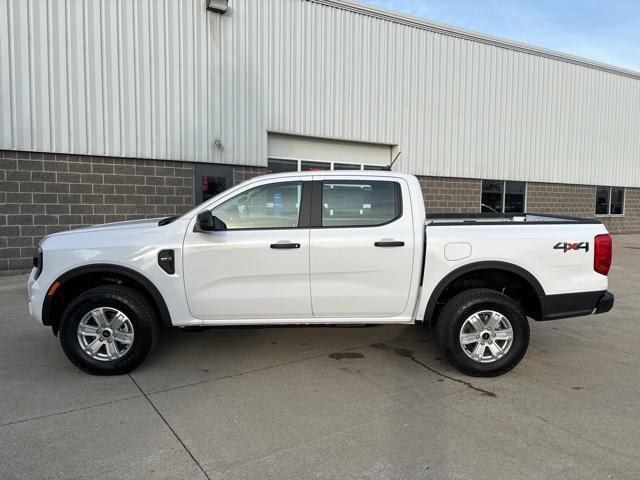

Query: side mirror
left=213, top=215, right=227, bottom=231
left=194, top=211, right=227, bottom=232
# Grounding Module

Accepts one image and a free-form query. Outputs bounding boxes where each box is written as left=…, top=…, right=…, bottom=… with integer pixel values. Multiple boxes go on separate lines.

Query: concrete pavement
left=1, top=235, right=639, bottom=479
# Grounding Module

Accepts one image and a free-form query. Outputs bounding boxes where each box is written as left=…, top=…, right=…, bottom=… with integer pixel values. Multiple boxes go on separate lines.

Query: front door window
left=211, top=181, right=303, bottom=229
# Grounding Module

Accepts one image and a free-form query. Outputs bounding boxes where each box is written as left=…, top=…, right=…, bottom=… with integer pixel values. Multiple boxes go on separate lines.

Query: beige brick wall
left=527, top=182, right=640, bottom=234
left=0, top=150, right=194, bottom=271
left=600, top=188, right=640, bottom=234
left=416, top=177, right=640, bottom=235
left=0, top=150, right=272, bottom=272
left=417, top=176, right=481, bottom=214
left=233, top=166, right=268, bottom=185
left=526, top=182, right=595, bottom=217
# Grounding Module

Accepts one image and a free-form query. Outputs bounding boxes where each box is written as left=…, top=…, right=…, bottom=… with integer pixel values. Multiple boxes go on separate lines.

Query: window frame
left=267, top=156, right=387, bottom=173
left=480, top=180, right=527, bottom=214
left=206, top=180, right=312, bottom=231
left=311, top=179, right=403, bottom=229
left=595, top=186, right=625, bottom=217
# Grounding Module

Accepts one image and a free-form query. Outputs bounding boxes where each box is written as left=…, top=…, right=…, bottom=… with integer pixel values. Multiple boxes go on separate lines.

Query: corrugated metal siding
left=0, top=0, right=219, bottom=162
left=1, top=0, right=639, bottom=186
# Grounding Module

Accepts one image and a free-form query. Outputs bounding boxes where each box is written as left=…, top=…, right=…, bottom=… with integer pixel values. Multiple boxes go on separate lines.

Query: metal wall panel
left=0, top=0, right=220, bottom=163
left=1, top=0, right=639, bottom=186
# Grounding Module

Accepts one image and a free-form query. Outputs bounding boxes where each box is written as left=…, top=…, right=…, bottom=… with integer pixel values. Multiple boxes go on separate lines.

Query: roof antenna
left=385, top=150, right=402, bottom=171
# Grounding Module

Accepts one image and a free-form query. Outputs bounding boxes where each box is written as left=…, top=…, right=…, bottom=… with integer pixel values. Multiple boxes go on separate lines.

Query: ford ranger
left=27, top=171, right=614, bottom=376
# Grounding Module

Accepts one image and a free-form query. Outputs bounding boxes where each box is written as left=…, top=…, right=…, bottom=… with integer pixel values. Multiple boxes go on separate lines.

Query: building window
left=333, top=163, right=362, bottom=170
left=267, top=158, right=385, bottom=173
left=595, top=186, right=625, bottom=215
left=481, top=180, right=526, bottom=213
left=505, top=181, right=526, bottom=213
left=301, top=160, right=330, bottom=171
left=268, top=159, right=297, bottom=174
left=193, top=164, right=233, bottom=205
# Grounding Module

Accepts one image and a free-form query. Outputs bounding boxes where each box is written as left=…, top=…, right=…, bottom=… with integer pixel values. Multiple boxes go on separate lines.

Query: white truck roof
left=257, top=170, right=416, bottom=180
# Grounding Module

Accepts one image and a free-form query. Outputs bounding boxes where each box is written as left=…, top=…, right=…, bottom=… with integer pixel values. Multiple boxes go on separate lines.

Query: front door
left=309, top=177, right=415, bottom=318
left=183, top=179, right=312, bottom=320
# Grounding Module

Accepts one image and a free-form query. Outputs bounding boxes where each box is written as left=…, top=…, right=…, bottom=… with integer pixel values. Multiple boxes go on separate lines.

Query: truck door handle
left=374, top=241, right=405, bottom=247
left=270, top=242, right=301, bottom=249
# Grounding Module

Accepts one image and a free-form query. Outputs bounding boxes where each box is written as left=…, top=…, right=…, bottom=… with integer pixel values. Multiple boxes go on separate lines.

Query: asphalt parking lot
left=1, top=235, right=639, bottom=480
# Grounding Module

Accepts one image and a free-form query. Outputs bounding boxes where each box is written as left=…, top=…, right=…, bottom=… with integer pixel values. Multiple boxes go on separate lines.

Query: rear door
left=309, top=176, right=415, bottom=318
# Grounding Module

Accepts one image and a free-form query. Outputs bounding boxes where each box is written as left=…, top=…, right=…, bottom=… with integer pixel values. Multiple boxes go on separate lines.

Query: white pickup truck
left=27, top=171, right=614, bottom=377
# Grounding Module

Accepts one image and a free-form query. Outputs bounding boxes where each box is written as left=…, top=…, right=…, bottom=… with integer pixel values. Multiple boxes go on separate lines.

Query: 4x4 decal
left=554, top=241, right=589, bottom=253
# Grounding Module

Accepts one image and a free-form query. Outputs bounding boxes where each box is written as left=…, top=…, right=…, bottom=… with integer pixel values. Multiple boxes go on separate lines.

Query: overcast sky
left=359, top=0, right=640, bottom=72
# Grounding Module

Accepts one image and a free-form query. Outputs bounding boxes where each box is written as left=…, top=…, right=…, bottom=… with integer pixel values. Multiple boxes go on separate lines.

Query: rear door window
left=321, top=180, right=401, bottom=227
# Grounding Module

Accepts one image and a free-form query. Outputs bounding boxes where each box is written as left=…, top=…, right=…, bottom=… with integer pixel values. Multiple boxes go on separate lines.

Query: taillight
left=594, top=234, right=612, bottom=276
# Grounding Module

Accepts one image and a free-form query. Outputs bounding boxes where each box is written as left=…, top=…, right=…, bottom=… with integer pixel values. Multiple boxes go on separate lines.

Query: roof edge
left=308, top=0, right=640, bottom=81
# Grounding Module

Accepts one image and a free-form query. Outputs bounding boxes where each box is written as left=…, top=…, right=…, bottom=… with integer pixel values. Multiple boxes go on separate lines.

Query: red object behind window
left=594, top=234, right=612, bottom=275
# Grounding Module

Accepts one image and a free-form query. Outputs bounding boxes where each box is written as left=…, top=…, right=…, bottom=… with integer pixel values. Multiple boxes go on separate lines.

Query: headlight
left=33, top=246, right=43, bottom=280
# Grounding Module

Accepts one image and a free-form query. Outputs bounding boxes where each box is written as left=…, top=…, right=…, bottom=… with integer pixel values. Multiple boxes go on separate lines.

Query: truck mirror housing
left=194, top=211, right=227, bottom=232
left=195, top=211, right=214, bottom=231
left=213, top=215, right=227, bottom=231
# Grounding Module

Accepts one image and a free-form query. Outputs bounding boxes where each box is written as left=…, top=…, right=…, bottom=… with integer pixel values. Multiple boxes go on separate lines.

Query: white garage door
left=267, top=133, right=392, bottom=172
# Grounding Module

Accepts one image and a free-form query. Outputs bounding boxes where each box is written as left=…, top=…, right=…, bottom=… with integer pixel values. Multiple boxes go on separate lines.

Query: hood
left=44, top=218, right=164, bottom=238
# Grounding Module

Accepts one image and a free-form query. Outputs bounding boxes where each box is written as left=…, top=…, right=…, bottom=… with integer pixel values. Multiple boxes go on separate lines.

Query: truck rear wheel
left=436, top=288, right=529, bottom=377
left=58, top=286, right=158, bottom=375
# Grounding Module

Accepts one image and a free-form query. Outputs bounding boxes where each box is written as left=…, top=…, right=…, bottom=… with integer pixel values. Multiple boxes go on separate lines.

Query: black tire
left=59, top=285, right=158, bottom=375
left=436, top=288, right=529, bottom=377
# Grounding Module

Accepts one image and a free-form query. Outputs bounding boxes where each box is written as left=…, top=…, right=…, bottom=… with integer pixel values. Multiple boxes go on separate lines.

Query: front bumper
left=27, top=268, right=45, bottom=325
left=539, top=290, right=614, bottom=321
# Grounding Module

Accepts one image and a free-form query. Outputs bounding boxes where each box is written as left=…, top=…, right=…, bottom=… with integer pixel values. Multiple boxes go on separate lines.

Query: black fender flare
left=43, top=264, right=173, bottom=328
left=423, top=261, right=545, bottom=324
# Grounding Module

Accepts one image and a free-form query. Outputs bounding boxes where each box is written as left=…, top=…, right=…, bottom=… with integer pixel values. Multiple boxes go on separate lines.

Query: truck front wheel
left=58, top=286, right=158, bottom=375
left=436, top=288, right=529, bottom=377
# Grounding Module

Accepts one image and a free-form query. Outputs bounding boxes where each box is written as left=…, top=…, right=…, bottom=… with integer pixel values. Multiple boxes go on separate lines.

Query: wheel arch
left=423, top=261, right=545, bottom=329
left=43, top=264, right=172, bottom=334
